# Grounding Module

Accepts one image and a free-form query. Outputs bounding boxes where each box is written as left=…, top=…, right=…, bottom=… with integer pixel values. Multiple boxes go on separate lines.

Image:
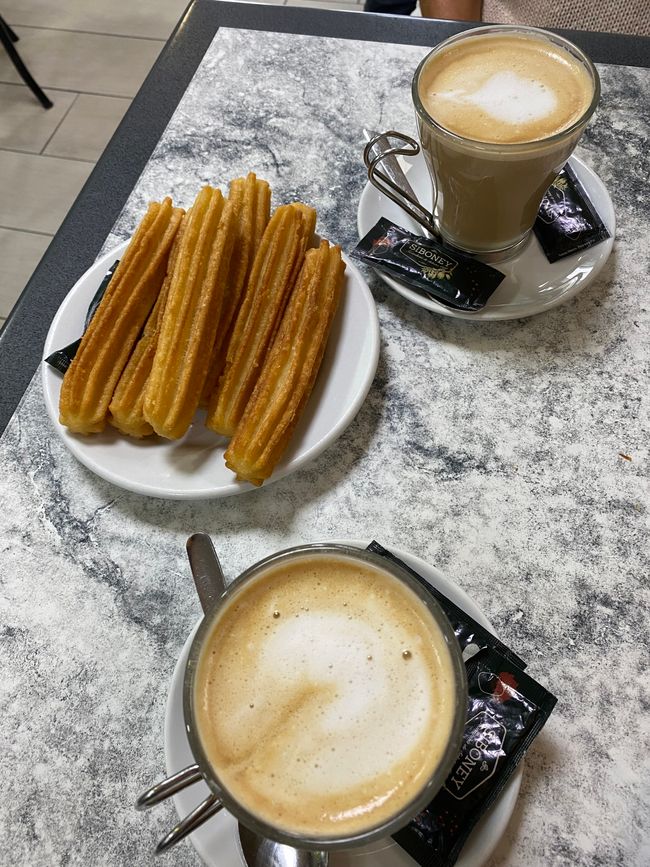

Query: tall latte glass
left=412, top=26, right=600, bottom=257
left=183, top=544, right=467, bottom=850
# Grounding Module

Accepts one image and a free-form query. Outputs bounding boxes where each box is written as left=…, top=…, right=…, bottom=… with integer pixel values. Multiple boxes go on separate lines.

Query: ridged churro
left=224, top=240, right=344, bottom=486
left=143, top=186, right=236, bottom=440
left=108, top=219, right=185, bottom=437
left=59, top=198, right=184, bottom=434
left=201, top=173, right=271, bottom=404
left=205, top=202, right=316, bottom=437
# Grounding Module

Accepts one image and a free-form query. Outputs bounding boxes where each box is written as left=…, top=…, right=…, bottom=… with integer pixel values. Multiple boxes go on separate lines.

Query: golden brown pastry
left=59, top=198, right=184, bottom=434
left=201, top=173, right=271, bottom=405
left=143, top=186, right=236, bottom=440
left=205, top=202, right=316, bottom=437
left=224, top=240, right=344, bottom=485
left=108, top=219, right=185, bottom=437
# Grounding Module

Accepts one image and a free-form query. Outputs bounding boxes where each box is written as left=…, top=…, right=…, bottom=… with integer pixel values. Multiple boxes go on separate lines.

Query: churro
left=108, top=219, right=185, bottom=437
left=224, top=240, right=344, bottom=485
left=206, top=202, right=316, bottom=437
left=201, top=173, right=271, bottom=404
left=143, top=186, right=236, bottom=440
left=59, top=198, right=183, bottom=434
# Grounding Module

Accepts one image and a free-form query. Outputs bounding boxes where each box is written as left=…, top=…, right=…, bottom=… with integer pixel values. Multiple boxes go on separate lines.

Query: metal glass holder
left=363, top=130, right=440, bottom=239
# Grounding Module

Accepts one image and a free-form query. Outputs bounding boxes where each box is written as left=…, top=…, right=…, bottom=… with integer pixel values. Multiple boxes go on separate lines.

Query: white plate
left=163, top=540, right=523, bottom=867
left=357, top=153, right=615, bottom=320
left=42, top=241, right=379, bottom=499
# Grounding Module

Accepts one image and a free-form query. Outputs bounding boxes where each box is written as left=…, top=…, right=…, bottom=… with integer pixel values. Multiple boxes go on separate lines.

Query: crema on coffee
left=193, top=555, right=457, bottom=838
left=418, top=34, right=593, bottom=144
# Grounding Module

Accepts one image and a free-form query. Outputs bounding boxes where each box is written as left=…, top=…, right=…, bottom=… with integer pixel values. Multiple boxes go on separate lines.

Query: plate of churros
left=42, top=175, right=379, bottom=499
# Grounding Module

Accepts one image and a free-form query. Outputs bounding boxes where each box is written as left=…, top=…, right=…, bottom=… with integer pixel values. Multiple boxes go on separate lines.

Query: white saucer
left=42, top=241, right=379, bottom=499
left=163, top=540, right=523, bottom=867
left=357, top=152, right=615, bottom=320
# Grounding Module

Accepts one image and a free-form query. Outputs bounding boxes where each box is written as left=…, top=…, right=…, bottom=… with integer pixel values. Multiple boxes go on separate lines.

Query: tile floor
left=0, top=0, right=369, bottom=330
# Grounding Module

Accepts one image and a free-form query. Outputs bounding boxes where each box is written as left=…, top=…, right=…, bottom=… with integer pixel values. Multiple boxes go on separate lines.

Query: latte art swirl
left=418, top=33, right=593, bottom=144
left=193, top=555, right=457, bottom=838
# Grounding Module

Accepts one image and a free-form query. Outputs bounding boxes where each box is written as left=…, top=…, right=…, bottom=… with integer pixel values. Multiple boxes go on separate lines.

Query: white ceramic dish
left=357, top=152, right=615, bottom=321
left=163, top=540, right=523, bottom=867
left=42, top=241, right=379, bottom=499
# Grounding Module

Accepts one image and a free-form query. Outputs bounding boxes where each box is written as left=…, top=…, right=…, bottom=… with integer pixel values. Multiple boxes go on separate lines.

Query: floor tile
left=0, top=84, right=76, bottom=154
left=0, top=151, right=92, bottom=234
left=0, top=27, right=164, bottom=98
left=44, top=94, right=130, bottom=162
left=0, top=228, right=52, bottom=319
left=2, top=0, right=189, bottom=41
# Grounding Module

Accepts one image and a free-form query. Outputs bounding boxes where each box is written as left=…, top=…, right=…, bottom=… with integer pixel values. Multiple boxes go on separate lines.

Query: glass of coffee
left=412, top=25, right=600, bottom=258
left=183, top=544, right=467, bottom=851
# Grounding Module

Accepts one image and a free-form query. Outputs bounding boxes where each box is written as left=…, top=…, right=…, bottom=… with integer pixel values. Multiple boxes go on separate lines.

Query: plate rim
left=41, top=240, right=380, bottom=499
left=357, top=152, right=616, bottom=321
left=163, top=538, right=523, bottom=867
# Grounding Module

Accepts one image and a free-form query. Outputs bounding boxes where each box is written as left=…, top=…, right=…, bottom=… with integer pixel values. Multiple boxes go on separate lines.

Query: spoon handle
left=155, top=793, right=223, bottom=855
left=186, top=532, right=227, bottom=614
left=135, top=763, right=202, bottom=810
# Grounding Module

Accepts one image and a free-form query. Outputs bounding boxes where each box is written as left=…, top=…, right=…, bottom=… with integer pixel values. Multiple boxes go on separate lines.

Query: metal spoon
left=239, top=823, right=329, bottom=867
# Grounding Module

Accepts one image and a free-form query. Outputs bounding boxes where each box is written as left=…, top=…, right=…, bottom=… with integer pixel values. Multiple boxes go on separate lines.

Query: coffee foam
left=419, top=34, right=593, bottom=144
left=194, top=555, right=456, bottom=838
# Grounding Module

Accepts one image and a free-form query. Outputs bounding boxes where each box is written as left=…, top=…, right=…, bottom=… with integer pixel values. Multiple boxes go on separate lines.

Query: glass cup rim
left=182, top=542, right=468, bottom=851
left=411, top=24, right=601, bottom=152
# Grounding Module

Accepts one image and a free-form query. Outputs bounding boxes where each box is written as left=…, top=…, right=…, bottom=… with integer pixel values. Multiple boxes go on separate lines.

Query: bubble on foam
left=439, top=71, right=557, bottom=126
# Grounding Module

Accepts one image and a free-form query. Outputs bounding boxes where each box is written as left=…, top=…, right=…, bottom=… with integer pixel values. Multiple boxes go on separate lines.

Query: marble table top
left=1, top=24, right=648, bottom=867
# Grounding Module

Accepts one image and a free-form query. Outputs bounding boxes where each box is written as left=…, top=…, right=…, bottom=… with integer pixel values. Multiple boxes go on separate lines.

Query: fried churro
left=201, top=173, right=271, bottom=404
left=143, top=186, right=236, bottom=440
left=205, top=202, right=316, bottom=437
left=59, top=198, right=184, bottom=434
left=108, top=219, right=185, bottom=437
left=224, top=240, right=344, bottom=486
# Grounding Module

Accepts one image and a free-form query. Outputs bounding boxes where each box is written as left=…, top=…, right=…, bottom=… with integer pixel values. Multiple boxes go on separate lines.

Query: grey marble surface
left=1, top=27, right=649, bottom=867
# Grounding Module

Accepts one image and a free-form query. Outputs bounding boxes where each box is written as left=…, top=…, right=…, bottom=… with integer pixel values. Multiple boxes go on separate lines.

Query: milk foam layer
left=194, top=555, right=456, bottom=838
left=418, top=34, right=593, bottom=144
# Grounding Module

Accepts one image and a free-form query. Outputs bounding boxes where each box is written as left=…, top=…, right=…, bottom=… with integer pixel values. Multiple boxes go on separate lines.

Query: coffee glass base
left=434, top=224, right=533, bottom=265
left=239, top=823, right=329, bottom=867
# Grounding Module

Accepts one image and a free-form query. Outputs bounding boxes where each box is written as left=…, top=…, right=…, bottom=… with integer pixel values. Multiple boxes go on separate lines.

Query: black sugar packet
left=367, top=542, right=556, bottom=867
left=351, top=219, right=505, bottom=312
left=44, top=260, right=120, bottom=374
left=534, top=163, right=610, bottom=263
left=394, top=648, right=556, bottom=867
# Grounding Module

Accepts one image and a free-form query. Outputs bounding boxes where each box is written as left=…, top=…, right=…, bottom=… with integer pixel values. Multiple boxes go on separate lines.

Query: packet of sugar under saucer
left=367, top=542, right=556, bottom=867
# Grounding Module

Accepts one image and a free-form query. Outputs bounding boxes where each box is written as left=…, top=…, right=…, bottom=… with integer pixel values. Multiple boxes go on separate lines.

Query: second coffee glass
left=183, top=543, right=467, bottom=853
left=412, top=25, right=600, bottom=258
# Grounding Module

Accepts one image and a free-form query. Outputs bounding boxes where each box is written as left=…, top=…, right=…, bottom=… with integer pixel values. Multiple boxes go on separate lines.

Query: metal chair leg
left=0, top=15, right=53, bottom=108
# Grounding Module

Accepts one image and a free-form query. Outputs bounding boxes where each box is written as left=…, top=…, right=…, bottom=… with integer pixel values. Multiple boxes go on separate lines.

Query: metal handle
left=186, top=532, right=227, bottom=615
left=363, top=130, right=440, bottom=239
left=136, top=763, right=202, bottom=811
left=155, top=793, right=224, bottom=855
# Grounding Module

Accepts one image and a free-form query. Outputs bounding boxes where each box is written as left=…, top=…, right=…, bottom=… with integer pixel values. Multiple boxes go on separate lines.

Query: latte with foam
left=412, top=27, right=599, bottom=255
left=192, top=553, right=458, bottom=839
left=418, top=34, right=593, bottom=145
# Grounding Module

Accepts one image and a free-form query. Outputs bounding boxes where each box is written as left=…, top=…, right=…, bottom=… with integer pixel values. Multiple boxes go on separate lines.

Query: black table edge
left=1, top=0, right=648, bottom=435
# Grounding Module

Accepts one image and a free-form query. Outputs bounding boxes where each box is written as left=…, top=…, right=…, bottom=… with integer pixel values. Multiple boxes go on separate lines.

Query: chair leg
left=1, top=19, right=19, bottom=42
left=0, top=19, right=53, bottom=109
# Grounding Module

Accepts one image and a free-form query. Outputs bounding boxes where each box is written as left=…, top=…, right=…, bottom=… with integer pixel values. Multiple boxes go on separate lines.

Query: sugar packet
left=351, top=220, right=505, bottom=312
left=394, top=647, right=556, bottom=867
